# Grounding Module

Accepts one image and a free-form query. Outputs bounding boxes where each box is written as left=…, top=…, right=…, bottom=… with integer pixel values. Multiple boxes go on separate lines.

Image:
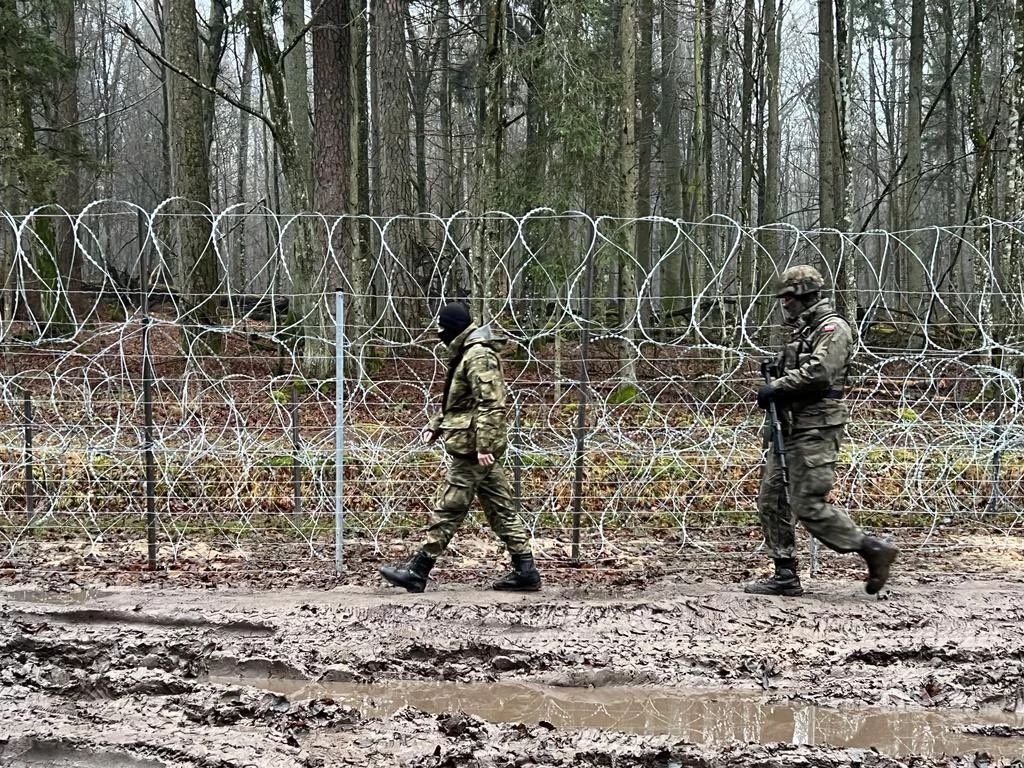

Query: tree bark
left=377, top=0, right=416, bottom=313
left=473, top=0, right=504, bottom=321
left=283, top=0, right=313, bottom=198
left=53, top=0, right=85, bottom=321
left=738, top=0, right=755, bottom=307
left=817, top=0, right=838, bottom=264
left=236, top=37, right=254, bottom=286
left=902, top=0, right=924, bottom=314
left=636, top=0, right=653, bottom=325
left=167, top=0, right=219, bottom=337
left=313, top=0, right=362, bottom=344
left=619, top=0, right=638, bottom=383
left=438, top=0, right=455, bottom=215
left=760, top=0, right=783, bottom=324
left=660, top=0, right=687, bottom=315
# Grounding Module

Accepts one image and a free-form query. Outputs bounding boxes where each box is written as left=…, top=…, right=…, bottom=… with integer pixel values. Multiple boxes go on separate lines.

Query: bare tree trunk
left=817, top=0, right=838, bottom=265
left=940, top=0, right=959, bottom=227
left=760, top=0, right=783, bottom=321
left=438, top=0, right=455, bottom=215
left=377, top=0, right=414, bottom=228
left=283, top=0, right=312, bottom=198
left=833, top=0, right=855, bottom=320
left=406, top=10, right=430, bottom=219
left=314, top=0, right=360, bottom=373
left=738, top=0, right=755, bottom=308
left=353, top=3, right=372, bottom=314
left=636, top=0, right=653, bottom=326
left=244, top=0, right=324, bottom=372
left=968, top=0, right=993, bottom=357
left=902, top=0, right=925, bottom=320
left=1002, top=0, right=1024, bottom=358
left=473, top=0, right=504, bottom=322
left=524, top=0, right=547, bottom=194
left=660, top=0, right=687, bottom=315
left=202, top=0, right=227, bottom=153
left=619, top=0, right=638, bottom=384
left=0, top=0, right=21, bottom=330
left=701, top=0, right=714, bottom=220
left=236, top=37, right=254, bottom=287
left=53, top=0, right=85, bottom=323
left=313, top=0, right=353, bottom=216
left=167, top=0, right=219, bottom=342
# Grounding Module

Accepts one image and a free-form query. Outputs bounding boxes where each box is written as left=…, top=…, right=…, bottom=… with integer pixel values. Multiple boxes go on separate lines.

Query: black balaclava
left=437, top=302, right=472, bottom=346
left=783, top=292, right=819, bottom=322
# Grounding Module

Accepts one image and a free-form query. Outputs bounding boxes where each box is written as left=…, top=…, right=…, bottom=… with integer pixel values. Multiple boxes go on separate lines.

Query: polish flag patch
left=821, top=324, right=836, bottom=332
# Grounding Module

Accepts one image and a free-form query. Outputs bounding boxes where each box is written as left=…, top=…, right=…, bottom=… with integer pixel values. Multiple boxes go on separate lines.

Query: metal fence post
left=512, top=397, right=522, bottom=517
left=335, top=288, right=345, bottom=574
left=291, top=382, right=302, bottom=522
left=23, top=387, right=34, bottom=520
left=139, top=211, right=157, bottom=570
left=570, top=244, right=595, bottom=563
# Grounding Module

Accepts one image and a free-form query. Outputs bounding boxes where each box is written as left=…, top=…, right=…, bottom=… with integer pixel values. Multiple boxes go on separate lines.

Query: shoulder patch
left=822, top=324, right=835, bottom=333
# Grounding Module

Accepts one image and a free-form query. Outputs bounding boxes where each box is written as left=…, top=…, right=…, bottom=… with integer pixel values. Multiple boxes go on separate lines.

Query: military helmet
left=774, top=265, right=825, bottom=298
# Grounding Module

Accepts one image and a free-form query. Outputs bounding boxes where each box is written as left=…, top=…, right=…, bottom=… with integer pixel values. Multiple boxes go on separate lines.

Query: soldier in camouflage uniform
left=379, top=302, right=541, bottom=593
left=747, top=265, right=898, bottom=597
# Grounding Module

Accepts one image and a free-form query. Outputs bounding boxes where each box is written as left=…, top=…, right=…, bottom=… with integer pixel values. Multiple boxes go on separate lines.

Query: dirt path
left=2, top=567, right=1023, bottom=767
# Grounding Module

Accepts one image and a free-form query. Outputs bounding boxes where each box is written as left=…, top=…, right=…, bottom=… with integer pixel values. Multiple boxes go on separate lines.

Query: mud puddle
left=2, top=739, right=165, bottom=768
left=210, top=675, right=1024, bottom=759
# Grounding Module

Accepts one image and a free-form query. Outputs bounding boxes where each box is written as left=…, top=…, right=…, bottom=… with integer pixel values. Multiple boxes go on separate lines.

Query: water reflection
left=209, top=676, right=1024, bottom=759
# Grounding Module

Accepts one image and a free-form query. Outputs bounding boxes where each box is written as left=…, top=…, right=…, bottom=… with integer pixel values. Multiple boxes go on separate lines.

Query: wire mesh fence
left=0, top=204, right=1021, bottom=574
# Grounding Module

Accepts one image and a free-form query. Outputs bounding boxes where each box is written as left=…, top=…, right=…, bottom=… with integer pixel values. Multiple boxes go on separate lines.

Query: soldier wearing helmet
left=748, top=264, right=898, bottom=597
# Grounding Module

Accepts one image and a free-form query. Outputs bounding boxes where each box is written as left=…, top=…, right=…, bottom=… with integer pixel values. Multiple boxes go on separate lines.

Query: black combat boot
left=492, top=553, right=542, bottom=592
left=744, top=558, right=804, bottom=596
left=859, top=536, right=898, bottom=595
left=379, top=551, right=435, bottom=593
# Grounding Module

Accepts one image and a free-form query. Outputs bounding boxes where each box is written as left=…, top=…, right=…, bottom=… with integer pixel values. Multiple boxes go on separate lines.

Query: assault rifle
left=761, top=360, right=789, bottom=507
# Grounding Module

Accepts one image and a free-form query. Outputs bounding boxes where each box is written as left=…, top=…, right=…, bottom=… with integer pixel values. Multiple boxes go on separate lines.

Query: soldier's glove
left=756, top=384, right=777, bottom=410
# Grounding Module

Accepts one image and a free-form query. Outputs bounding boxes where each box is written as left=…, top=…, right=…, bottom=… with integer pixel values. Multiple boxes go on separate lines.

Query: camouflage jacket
left=427, top=323, right=509, bottom=457
left=769, top=298, right=854, bottom=430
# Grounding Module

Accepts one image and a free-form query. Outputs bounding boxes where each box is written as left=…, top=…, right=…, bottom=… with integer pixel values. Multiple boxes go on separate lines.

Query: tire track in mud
left=7, top=607, right=275, bottom=635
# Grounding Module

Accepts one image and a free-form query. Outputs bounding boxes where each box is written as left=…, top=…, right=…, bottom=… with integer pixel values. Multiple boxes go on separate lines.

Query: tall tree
left=0, top=0, right=77, bottom=328
left=313, top=0, right=362, bottom=333
left=817, top=0, right=840, bottom=260
left=660, top=0, right=688, bottom=315
left=437, top=0, right=455, bottom=215
left=52, top=0, right=85, bottom=319
left=618, top=0, right=638, bottom=383
left=283, top=0, right=312, bottom=197
left=902, top=0, right=925, bottom=314
left=759, top=0, right=783, bottom=319
left=473, top=0, right=505, bottom=320
left=243, top=0, right=328, bottom=373
left=636, top=0, right=653, bottom=324
left=376, top=0, right=416, bottom=312
left=738, top=0, right=755, bottom=306
left=166, top=0, right=219, bottom=335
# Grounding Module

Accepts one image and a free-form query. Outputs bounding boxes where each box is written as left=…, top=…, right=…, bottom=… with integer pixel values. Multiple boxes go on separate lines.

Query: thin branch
left=854, top=20, right=978, bottom=243
left=117, top=22, right=275, bottom=132
left=36, top=86, right=163, bottom=133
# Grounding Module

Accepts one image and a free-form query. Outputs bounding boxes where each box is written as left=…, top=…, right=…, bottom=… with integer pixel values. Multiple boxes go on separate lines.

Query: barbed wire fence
left=0, top=202, right=1021, bottom=576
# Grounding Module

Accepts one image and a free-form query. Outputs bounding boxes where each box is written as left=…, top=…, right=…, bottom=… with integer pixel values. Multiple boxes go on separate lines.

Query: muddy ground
left=2, top=538, right=1024, bottom=768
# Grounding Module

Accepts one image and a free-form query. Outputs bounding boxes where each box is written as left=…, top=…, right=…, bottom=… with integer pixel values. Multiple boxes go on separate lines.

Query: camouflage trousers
left=757, top=425, right=865, bottom=559
left=420, top=455, right=533, bottom=560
